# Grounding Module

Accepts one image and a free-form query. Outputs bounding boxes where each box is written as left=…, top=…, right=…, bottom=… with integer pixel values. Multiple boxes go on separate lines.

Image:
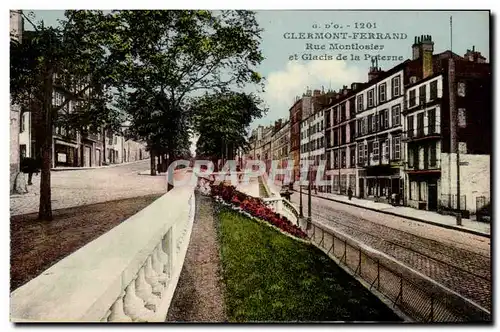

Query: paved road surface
left=290, top=192, right=491, bottom=311
left=10, top=160, right=167, bottom=216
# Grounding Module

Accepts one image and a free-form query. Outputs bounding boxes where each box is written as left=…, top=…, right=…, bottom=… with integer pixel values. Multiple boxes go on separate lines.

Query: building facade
left=325, top=85, right=360, bottom=195
left=355, top=65, right=405, bottom=201
left=300, top=103, right=325, bottom=189
left=271, top=119, right=290, bottom=182
left=403, top=47, right=491, bottom=215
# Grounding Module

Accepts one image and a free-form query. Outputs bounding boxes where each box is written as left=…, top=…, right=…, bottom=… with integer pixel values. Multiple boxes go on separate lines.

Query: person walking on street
left=348, top=187, right=353, bottom=200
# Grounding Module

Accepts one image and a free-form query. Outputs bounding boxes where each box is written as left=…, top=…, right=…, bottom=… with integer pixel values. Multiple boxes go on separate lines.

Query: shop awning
left=54, top=139, right=79, bottom=149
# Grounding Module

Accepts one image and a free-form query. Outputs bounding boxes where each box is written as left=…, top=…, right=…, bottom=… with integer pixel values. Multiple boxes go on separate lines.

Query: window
left=349, top=99, right=356, bottom=117
left=430, top=143, right=437, bottom=167
left=393, top=136, right=401, bottom=160
left=357, top=95, right=364, bottom=112
left=457, top=82, right=466, bottom=97
left=340, top=103, right=346, bottom=122
left=368, top=115, right=373, bottom=133
left=392, top=75, right=401, bottom=97
left=334, top=150, right=339, bottom=168
left=367, top=89, right=374, bottom=107
left=384, top=139, right=389, bottom=159
left=20, top=112, right=25, bottom=132
left=430, top=80, right=438, bottom=100
left=417, top=113, right=424, bottom=137
left=407, top=115, right=414, bottom=138
left=384, top=109, right=389, bottom=128
left=458, top=108, right=467, bottom=128
left=373, top=141, right=379, bottom=160
left=327, top=151, right=331, bottom=169
left=341, top=149, right=346, bottom=168
left=419, top=85, right=426, bottom=105
left=392, top=104, right=401, bottom=126
left=358, top=143, right=364, bottom=163
left=409, top=90, right=416, bottom=107
left=428, top=108, right=436, bottom=134
left=373, top=112, right=379, bottom=132
left=333, top=108, right=338, bottom=125
left=350, top=146, right=356, bottom=167
left=364, top=142, right=368, bottom=160
left=379, top=83, right=387, bottom=103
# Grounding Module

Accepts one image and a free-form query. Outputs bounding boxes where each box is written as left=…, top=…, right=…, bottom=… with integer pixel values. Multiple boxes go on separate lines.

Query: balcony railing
left=405, top=157, right=441, bottom=171
left=403, top=125, right=441, bottom=141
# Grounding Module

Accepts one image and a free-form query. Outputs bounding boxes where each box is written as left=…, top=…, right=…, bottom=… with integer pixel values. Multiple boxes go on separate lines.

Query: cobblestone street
left=289, top=192, right=491, bottom=311
left=10, top=160, right=168, bottom=216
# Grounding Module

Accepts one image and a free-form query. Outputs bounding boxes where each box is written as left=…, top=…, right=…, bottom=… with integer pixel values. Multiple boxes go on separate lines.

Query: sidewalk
left=280, top=183, right=490, bottom=238
left=51, top=159, right=149, bottom=171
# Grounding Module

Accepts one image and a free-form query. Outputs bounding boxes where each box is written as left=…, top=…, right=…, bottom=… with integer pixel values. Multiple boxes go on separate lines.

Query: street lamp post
left=299, top=177, right=304, bottom=217
left=308, top=164, right=312, bottom=221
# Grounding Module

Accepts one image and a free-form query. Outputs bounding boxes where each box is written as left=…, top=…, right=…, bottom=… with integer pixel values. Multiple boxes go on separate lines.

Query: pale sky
left=29, top=10, right=490, bottom=145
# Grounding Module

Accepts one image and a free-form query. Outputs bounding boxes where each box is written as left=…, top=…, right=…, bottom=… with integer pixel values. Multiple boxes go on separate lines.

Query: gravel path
left=166, top=194, right=227, bottom=322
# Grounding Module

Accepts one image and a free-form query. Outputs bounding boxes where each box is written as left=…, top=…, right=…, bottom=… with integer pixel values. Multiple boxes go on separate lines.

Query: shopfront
left=54, top=139, right=79, bottom=167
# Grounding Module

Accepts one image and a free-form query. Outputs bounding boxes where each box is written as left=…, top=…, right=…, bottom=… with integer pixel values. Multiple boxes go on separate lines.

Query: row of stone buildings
left=10, top=10, right=149, bottom=193
left=247, top=35, right=491, bottom=217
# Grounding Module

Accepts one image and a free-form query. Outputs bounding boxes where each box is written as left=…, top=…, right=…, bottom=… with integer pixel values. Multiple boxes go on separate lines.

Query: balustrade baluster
left=123, top=280, right=155, bottom=322
left=135, top=267, right=161, bottom=311
left=153, top=246, right=169, bottom=284
left=108, top=293, right=132, bottom=322
left=144, top=256, right=164, bottom=295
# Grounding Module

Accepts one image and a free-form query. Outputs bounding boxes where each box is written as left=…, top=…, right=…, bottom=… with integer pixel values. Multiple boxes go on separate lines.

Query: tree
left=192, top=91, right=267, bottom=170
left=107, top=10, right=264, bottom=188
left=10, top=11, right=125, bottom=220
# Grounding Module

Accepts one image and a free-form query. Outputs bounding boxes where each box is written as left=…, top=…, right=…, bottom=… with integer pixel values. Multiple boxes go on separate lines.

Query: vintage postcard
left=9, top=9, right=491, bottom=323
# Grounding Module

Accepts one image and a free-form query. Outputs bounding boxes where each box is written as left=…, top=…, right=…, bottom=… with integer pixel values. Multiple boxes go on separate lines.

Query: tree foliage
left=109, top=10, right=264, bottom=150
left=192, top=91, right=267, bottom=161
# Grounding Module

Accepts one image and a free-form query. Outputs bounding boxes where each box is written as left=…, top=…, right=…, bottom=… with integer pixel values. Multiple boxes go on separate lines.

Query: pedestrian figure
left=391, top=192, right=397, bottom=206
left=347, top=187, right=353, bottom=200
left=21, top=157, right=40, bottom=185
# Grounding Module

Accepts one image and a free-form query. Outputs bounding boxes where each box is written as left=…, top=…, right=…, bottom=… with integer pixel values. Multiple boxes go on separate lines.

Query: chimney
left=421, top=35, right=434, bottom=79
left=313, top=89, right=321, bottom=96
left=412, top=35, right=421, bottom=60
left=464, top=46, right=487, bottom=63
left=368, top=58, right=384, bottom=81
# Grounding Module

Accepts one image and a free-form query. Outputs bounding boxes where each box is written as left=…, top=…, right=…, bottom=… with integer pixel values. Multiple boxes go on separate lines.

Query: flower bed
left=210, top=182, right=307, bottom=239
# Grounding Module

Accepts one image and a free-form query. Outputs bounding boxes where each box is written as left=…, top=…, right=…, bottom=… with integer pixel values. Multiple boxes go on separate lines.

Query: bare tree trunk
left=150, top=149, right=157, bottom=176
left=166, top=148, right=174, bottom=192
left=38, top=67, right=53, bottom=221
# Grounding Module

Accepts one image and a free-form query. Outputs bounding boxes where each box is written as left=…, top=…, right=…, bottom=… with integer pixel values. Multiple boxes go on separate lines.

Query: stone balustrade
left=262, top=197, right=299, bottom=226
left=10, top=185, right=196, bottom=322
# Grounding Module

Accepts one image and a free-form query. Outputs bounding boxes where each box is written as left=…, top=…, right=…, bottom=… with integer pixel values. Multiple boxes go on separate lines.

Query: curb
left=292, top=190, right=490, bottom=239
left=51, top=159, right=149, bottom=172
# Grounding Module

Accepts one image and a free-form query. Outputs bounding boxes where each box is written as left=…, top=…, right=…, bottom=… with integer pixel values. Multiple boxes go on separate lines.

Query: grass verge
left=216, top=206, right=402, bottom=322
left=10, top=194, right=162, bottom=292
